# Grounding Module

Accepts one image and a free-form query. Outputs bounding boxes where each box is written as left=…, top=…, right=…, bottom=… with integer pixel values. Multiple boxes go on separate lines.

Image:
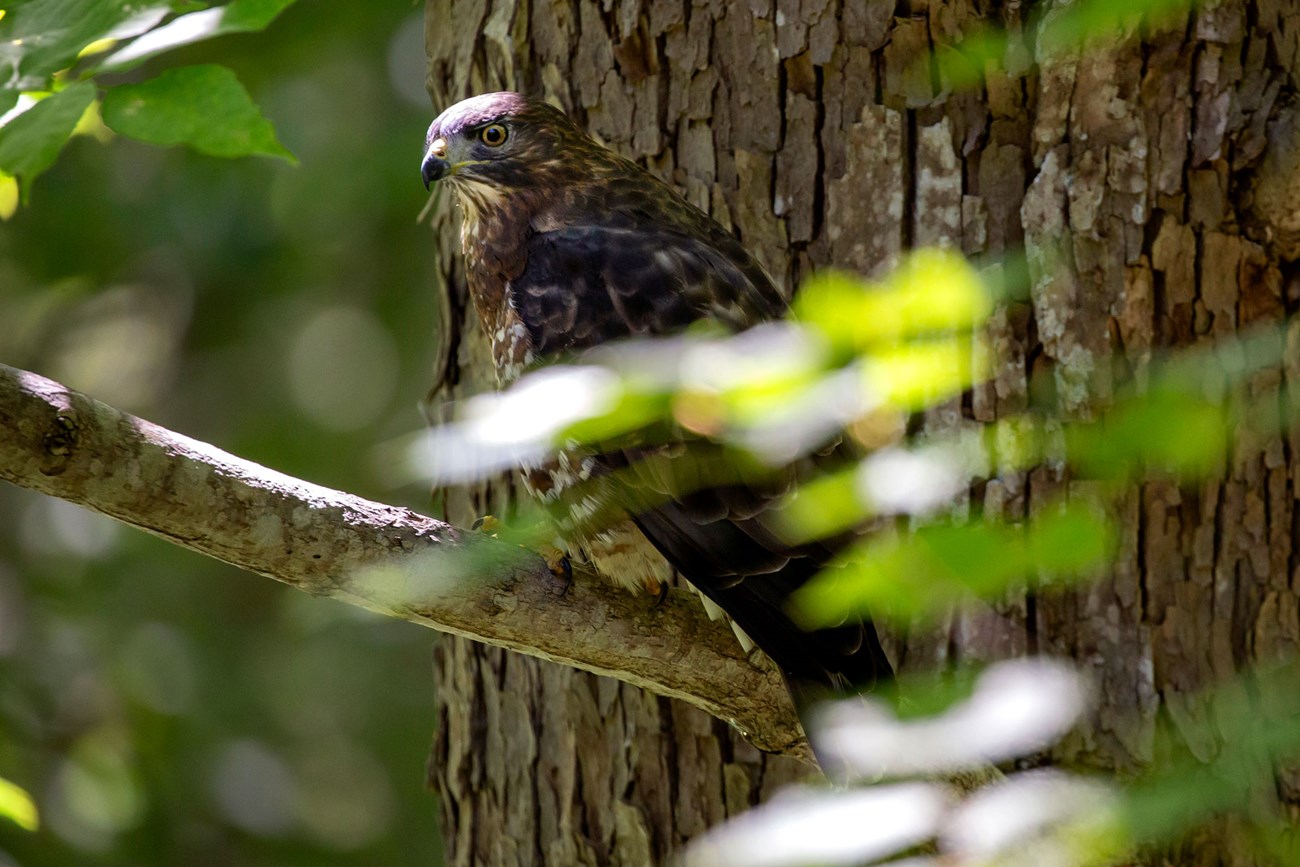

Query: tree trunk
left=422, top=1, right=1300, bottom=864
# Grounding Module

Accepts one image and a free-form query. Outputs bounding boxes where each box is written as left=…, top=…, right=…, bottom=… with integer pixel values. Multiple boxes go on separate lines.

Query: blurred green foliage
left=0, top=2, right=446, bottom=865
left=789, top=501, right=1115, bottom=629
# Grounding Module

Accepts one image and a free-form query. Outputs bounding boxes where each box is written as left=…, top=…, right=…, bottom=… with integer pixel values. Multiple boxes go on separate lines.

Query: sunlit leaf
left=404, top=366, right=623, bottom=485
left=775, top=469, right=863, bottom=543
left=101, top=0, right=299, bottom=71
left=791, top=501, right=1114, bottom=627
left=1067, top=389, right=1228, bottom=479
left=72, top=93, right=112, bottom=142
left=777, top=445, right=973, bottom=543
left=794, top=248, right=993, bottom=353
left=880, top=666, right=983, bottom=721
left=0, top=80, right=95, bottom=197
left=812, top=660, right=1089, bottom=780
left=865, top=336, right=987, bottom=410
left=791, top=528, right=993, bottom=627
left=78, top=36, right=119, bottom=58
left=102, top=64, right=294, bottom=162
left=682, top=783, right=946, bottom=867
left=944, top=770, right=1123, bottom=863
left=559, top=385, right=670, bottom=445
left=717, top=365, right=824, bottom=426
left=0, top=776, right=38, bottom=831
left=1027, top=503, right=1113, bottom=574
left=0, top=0, right=171, bottom=90
left=0, top=170, right=17, bottom=218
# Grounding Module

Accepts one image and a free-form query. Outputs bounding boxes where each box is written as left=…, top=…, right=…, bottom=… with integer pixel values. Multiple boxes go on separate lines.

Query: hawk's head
left=421, top=92, right=593, bottom=196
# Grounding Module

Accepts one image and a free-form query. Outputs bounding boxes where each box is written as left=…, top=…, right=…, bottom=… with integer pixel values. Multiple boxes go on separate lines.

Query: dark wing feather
left=616, top=449, right=892, bottom=695
left=510, top=223, right=893, bottom=704
left=510, top=225, right=783, bottom=353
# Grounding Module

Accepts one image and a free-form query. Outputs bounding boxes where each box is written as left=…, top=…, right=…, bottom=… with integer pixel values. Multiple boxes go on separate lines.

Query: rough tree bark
left=422, top=1, right=1299, bottom=865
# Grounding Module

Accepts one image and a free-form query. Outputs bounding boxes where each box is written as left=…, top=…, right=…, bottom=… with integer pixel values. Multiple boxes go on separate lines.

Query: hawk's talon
left=472, top=514, right=501, bottom=535
left=652, top=581, right=670, bottom=608
left=540, top=544, right=572, bottom=596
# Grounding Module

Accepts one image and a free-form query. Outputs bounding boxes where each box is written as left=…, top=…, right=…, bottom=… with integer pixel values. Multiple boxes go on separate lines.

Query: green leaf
left=790, top=501, right=1115, bottom=627
left=864, top=336, right=988, bottom=410
left=794, top=249, right=994, bottom=354
left=775, top=468, right=865, bottom=543
left=0, top=0, right=172, bottom=90
left=0, top=81, right=96, bottom=198
left=1026, top=502, right=1114, bottom=574
left=100, top=0, right=299, bottom=72
left=1067, top=389, right=1228, bottom=479
left=0, top=776, right=38, bottom=831
left=559, top=387, right=670, bottom=445
left=101, top=64, right=294, bottom=162
left=0, top=171, right=18, bottom=219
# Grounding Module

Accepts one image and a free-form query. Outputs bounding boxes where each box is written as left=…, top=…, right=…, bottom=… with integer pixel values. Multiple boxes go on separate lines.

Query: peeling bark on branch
left=0, top=362, right=805, bottom=758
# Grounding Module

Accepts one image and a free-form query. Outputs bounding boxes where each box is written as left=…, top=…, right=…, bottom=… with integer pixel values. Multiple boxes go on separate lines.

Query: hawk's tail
left=629, top=501, right=895, bottom=768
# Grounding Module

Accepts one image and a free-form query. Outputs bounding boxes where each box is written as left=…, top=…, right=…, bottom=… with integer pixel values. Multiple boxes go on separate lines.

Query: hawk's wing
left=509, top=225, right=893, bottom=699
left=511, top=225, right=784, bottom=353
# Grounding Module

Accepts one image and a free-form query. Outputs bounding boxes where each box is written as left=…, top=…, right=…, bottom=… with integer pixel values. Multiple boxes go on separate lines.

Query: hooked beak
left=421, top=137, right=451, bottom=189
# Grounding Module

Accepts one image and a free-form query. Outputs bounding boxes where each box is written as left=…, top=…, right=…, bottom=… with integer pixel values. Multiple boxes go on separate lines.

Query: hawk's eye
left=479, top=124, right=508, bottom=147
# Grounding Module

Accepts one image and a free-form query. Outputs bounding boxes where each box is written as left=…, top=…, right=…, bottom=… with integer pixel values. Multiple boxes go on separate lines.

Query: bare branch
left=0, top=363, right=807, bottom=758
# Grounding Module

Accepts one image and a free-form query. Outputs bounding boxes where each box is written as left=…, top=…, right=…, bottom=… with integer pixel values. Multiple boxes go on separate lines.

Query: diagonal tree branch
left=0, top=363, right=808, bottom=759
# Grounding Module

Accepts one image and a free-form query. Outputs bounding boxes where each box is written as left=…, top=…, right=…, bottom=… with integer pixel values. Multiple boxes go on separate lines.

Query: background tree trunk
left=422, top=1, right=1300, bottom=864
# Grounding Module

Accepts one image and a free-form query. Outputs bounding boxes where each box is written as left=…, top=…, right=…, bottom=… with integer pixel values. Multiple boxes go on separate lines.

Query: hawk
left=421, top=91, right=891, bottom=727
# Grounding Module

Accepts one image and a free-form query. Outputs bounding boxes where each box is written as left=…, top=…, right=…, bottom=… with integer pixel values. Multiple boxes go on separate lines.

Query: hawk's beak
left=421, top=137, right=451, bottom=189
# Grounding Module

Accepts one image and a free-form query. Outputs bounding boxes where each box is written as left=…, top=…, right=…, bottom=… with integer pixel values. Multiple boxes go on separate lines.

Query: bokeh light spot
left=20, top=498, right=119, bottom=560
left=48, top=731, right=146, bottom=851
left=287, top=306, right=400, bottom=432
left=117, top=622, right=197, bottom=716
left=209, top=740, right=298, bottom=837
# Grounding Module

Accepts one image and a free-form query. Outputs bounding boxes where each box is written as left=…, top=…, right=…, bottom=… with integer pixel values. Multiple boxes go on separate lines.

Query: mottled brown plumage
left=423, top=92, right=891, bottom=713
